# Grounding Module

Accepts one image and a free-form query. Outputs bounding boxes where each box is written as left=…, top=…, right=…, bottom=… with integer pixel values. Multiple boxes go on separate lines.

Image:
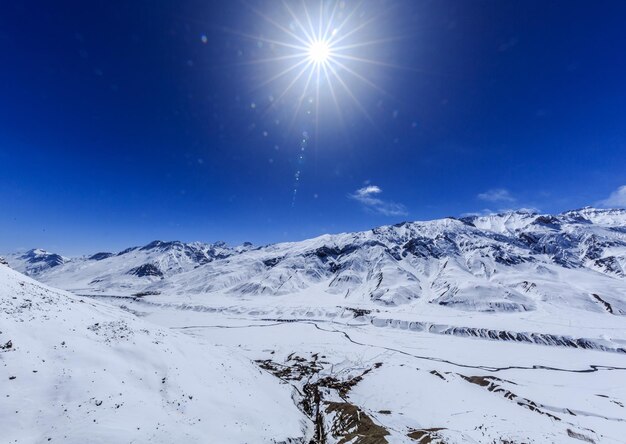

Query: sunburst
left=228, top=1, right=396, bottom=128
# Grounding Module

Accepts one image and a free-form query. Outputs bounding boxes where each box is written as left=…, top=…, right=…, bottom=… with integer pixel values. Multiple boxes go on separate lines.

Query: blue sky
left=1, top=0, right=625, bottom=255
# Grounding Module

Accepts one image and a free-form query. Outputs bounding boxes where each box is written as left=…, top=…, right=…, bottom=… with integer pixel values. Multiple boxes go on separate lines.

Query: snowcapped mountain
left=0, top=259, right=306, bottom=443
left=4, top=209, right=626, bottom=443
left=9, top=248, right=68, bottom=275
left=5, top=240, right=251, bottom=295
left=5, top=207, right=626, bottom=317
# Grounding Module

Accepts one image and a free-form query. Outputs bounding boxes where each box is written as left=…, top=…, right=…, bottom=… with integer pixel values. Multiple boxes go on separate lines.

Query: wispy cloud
left=460, top=208, right=495, bottom=217
left=349, top=185, right=408, bottom=217
left=461, top=207, right=538, bottom=218
left=598, top=185, right=626, bottom=208
left=477, top=188, right=515, bottom=203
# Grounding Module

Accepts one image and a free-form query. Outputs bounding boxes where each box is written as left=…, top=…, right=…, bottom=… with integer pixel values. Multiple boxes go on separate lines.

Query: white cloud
left=357, top=185, right=382, bottom=196
left=349, top=185, right=408, bottom=217
left=598, top=185, right=626, bottom=208
left=477, top=188, right=515, bottom=203
left=460, top=209, right=495, bottom=217
left=466, top=189, right=539, bottom=217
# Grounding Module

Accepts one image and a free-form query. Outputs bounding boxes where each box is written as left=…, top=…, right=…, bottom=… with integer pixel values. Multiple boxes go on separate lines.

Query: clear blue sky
left=1, top=0, right=625, bottom=255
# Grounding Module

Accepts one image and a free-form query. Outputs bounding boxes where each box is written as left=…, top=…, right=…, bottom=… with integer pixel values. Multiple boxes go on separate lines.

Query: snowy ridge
left=371, top=317, right=626, bottom=354
left=0, top=264, right=307, bottom=443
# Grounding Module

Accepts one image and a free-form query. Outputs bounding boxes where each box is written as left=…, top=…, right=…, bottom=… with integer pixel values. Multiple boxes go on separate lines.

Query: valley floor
left=99, top=294, right=626, bottom=443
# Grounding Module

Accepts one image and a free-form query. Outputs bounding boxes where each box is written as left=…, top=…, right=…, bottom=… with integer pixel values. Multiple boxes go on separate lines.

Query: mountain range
left=5, top=207, right=626, bottom=316
left=3, top=207, right=626, bottom=443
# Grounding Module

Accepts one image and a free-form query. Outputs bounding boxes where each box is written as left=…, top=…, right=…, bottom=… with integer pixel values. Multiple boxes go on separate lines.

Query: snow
left=106, top=301, right=626, bottom=443
left=7, top=209, right=625, bottom=321
left=3, top=207, right=626, bottom=443
left=0, top=264, right=307, bottom=443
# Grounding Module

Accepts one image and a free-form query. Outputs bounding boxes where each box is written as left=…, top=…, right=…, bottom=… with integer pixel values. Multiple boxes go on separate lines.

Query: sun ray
left=282, top=0, right=314, bottom=44
left=331, top=35, right=411, bottom=52
left=321, top=1, right=340, bottom=42
left=326, top=61, right=376, bottom=128
left=262, top=60, right=313, bottom=116
left=221, top=27, right=308, bottom=51
left=243, top=1, right=311, bottom=48
left=327, top=14, right=378, bottom=48
left=331, top=53, right=424, bottom=72
left=325, top=1, right=363, bottom=45
left=233, top=52, right=308, bottom=67
left=332, top=58, right=393, bottom=99
left=321, top=63, right=343, bottom=121
left=301, top=0, right=318, bottom=44
left=318, top=1, right=324, bottom=43
left=250, top=57, right=310, bottom=92
left=314, top=62, right=321, bottom=141
left=288, top=65, right=316, bottom=134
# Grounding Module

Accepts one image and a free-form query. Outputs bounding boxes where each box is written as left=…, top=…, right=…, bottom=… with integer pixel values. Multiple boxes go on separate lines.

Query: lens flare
left=226, top=1, right=400, bottom=126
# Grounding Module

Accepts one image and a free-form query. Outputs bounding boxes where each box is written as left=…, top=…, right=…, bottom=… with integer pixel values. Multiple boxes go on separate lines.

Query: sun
left=228, top=1, right=397, bottom=127
left=308, top=40, right=331, bottom=64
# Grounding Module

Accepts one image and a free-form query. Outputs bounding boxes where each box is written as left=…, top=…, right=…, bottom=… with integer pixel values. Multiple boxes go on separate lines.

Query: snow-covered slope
left=6, top=208, right=626, bottom=317
left=0, top=263, right=307, bottom=443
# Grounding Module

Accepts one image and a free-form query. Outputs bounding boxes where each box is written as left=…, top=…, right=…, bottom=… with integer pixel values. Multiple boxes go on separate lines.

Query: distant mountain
left=5, top=239, right=250, bottom=295
left=6, top=208, right=626, bottom=315
left=10, top=248, right=68, bottom=275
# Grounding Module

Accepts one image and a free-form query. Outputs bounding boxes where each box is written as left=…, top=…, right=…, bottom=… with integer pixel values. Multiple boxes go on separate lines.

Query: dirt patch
left=256, top=353, right=388, bottom=444
left=567, top=428, right=595, bottom=443
left=256, top=353, right=324, bottom=381
left=429, top=370, right=446, bottom=381
left=326, top=401, right=389, bottom=444
left=343, top=307, right=372, bottom=318
left=407, top=427, right=446, bottom=443
left=459, top=374, right=560, bottom=421
left=132, top=290, right=161, bottom=297
left=591, top=294, right=614, bottom=314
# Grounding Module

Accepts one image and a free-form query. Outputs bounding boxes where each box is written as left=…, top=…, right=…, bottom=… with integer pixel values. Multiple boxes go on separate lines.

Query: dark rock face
left=89, top=252, right=113, bottom=261
left=402, top=236, right=458, bottom=259
left=127, top=263, right=163, bottom=278
left=117, top=247, right=138, bottom=256
left=133, top=240, right=233, bottom=265
left=516, top=232, right=578, bottom=268
left=594, top=256, right=624, bottom=277
left=531, top=215, right=560, bottom=229
left=0, top=257, right=8, bottom=266
left=263, top=257, right=282, bottom=268
left=20, top=249, right=65, bottom=268
left=489, top=245, right=527, bottom=265
left=140, top=240, right=182, bottom=251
